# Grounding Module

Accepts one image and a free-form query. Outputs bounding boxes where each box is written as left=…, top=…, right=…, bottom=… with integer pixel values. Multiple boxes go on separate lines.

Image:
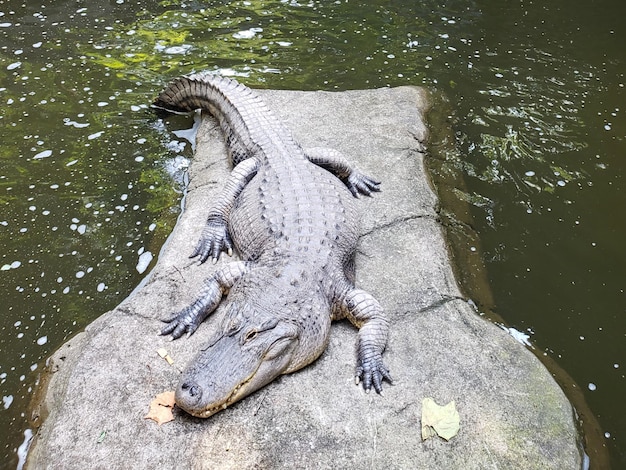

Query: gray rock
left=27, top=87, right=582, bottom=469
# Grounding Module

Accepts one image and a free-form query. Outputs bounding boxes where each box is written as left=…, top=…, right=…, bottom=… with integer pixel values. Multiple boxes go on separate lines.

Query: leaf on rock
left=145, top=391, right=176, bottom=426
left=96, top=430, right=107, bottom=444
left=421, top=397, right=460, bottom=441
left=157, top=348, right=175, bottom=365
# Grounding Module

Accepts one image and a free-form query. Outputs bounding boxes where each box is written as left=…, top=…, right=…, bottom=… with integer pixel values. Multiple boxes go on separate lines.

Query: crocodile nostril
left=181, top=381, right=202, bottom=398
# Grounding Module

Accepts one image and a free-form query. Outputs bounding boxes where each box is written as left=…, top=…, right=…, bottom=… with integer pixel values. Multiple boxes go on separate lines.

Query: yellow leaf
left=157, top=348, right=174, bottom=365
left=421, top=397, right=460, bottom=441
left=145, top=391, right=176, bottom=426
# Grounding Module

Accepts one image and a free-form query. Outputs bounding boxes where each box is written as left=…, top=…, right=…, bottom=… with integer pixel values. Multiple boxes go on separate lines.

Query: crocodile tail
left=151, top=77, right=192, bottom=113
left=152, top=73, right=248, bottom=114
left=154, top=72, right=213, bottom=113
left=153, top=73, right=281, bottom=157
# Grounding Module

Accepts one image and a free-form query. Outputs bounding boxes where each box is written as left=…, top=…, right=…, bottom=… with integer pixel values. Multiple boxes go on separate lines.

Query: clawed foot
left=356, top=354, right=393, bottom=394
left=191, top=221, right=233, bottom=264
left=347, top=171, right=381, bottom=198
left=160, top=301, right=205, bottom=339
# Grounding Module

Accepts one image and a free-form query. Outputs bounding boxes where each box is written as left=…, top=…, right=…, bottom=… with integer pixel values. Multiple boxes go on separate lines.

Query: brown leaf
left=145, top=391, right=176, bottom=426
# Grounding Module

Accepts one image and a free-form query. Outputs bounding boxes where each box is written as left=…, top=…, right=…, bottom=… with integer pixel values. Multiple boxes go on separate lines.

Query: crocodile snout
left=176, top=380, right=203, bottom=409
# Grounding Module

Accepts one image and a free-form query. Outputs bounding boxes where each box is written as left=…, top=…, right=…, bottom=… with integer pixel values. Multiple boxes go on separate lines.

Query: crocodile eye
left=244, top=330, right=258, bottom=342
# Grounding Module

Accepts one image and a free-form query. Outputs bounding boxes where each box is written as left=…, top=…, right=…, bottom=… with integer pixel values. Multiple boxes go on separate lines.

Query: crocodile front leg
left=191, top=157, right=260, bottom=263
left=305, top=147, right=381, bottom=197
left=161, top=261, right=249, bottom=339
left=340, top=288, right=392, bottom=394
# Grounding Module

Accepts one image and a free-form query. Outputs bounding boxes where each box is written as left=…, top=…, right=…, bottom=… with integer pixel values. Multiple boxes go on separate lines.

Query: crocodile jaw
left=179, top=368, right=256, bottom=419
left=175, top=323, right=299, bottom=418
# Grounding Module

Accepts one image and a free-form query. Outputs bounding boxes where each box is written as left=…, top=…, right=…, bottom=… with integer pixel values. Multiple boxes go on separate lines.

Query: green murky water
left=0, top=0, right=623, bottom=468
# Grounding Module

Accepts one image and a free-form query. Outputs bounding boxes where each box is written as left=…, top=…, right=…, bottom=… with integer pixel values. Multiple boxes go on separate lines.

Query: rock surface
left=27, top=86, right=582, bottom=469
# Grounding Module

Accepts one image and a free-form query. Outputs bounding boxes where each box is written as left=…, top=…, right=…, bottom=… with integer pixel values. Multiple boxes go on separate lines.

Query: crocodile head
left=174, top=305, right=302, bottom=418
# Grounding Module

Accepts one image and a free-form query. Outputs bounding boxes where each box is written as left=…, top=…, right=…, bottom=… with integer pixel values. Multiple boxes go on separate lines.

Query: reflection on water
left=0, top=0, right=624, bottom=468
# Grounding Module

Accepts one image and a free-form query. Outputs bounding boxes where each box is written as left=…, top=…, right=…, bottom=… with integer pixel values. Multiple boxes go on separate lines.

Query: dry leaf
left=157, top=348, right=174, bottom=365
left=145, top=391, right=176, bottom=425
left=421, top=397, right=460, bottom=441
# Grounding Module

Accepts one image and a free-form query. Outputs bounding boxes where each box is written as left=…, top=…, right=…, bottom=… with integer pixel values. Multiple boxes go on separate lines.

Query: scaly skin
left=154, top=73, right=391, bottom=418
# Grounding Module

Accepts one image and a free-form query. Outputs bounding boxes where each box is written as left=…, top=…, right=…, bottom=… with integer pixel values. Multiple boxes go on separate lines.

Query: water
left=0, top=1, right=184, bottom=467
left=0, top=0, right=623, bottom=468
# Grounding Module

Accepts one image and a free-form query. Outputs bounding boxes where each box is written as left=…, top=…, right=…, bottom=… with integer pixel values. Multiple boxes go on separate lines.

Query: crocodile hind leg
left=191, top=157, right=260, bottom=263
left=225, top=130, right=253, bottom=166
left=161, top=261, right=248, bottom=339
left=305, top=147, right=381, bottom=197
left=338, top=287, right=392, bottom=393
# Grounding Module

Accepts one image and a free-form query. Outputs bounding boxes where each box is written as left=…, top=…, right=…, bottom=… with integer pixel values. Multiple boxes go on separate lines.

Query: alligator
left=153, top=73, right=392, bottom=418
